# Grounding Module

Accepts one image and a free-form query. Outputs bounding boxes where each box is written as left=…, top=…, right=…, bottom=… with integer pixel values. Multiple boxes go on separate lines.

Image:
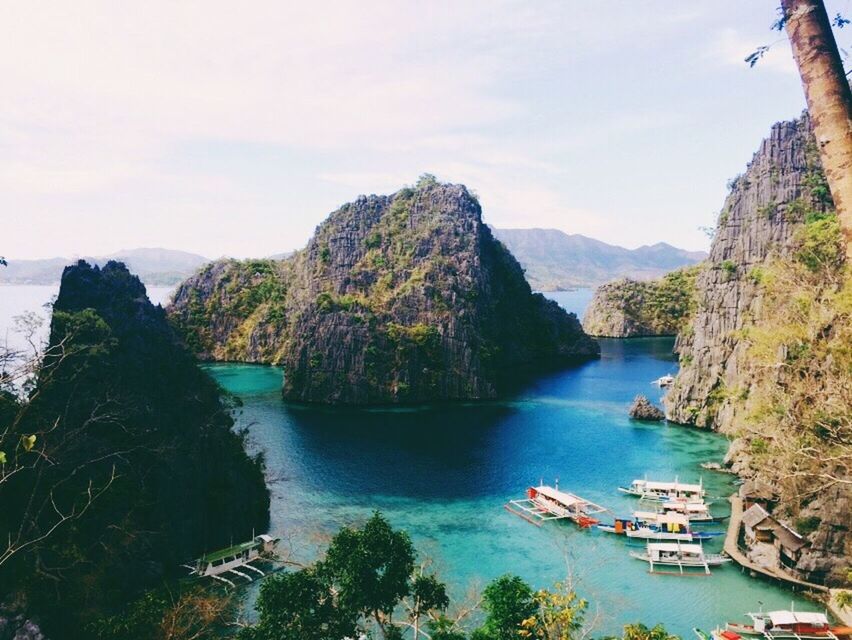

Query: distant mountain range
left=2, top=232, right=705, bottom=291
left=491, top=228, right=707, bottom=290
left=0, top=248, right=209, bottom=286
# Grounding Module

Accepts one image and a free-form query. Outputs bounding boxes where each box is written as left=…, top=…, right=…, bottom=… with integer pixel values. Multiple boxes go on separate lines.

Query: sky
left=3, top=1, right=851, bottom=260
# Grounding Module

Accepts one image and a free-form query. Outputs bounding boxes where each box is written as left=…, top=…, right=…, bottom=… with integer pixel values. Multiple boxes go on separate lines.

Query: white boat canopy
left=633, top=511, right=690, bottom=526
left=535, top=485, right=584, bottom=508
left=639, top=480, right=703, bottom=493
left=648, top=542, right=703, bottom=553
left=766, top=611, right=829, bottom=626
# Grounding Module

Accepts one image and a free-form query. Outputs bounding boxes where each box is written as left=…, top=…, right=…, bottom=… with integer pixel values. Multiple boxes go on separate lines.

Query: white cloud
left=706, top=27, right=797, bottom=76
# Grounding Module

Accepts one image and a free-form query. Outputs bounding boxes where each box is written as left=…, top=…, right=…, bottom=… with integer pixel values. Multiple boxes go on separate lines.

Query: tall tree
left=780, top=0, right=852, bottom=258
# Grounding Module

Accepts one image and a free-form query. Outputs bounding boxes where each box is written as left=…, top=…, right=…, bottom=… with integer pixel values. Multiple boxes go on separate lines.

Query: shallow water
left=208, top=335, right=809, bottom=635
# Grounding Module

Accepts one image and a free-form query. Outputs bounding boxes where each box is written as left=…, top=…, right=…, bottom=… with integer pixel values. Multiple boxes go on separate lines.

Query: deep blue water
left=207, top=336, right=808, bottom=636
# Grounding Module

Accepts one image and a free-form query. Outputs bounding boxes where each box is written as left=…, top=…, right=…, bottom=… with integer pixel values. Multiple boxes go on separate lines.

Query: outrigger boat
left=599, top=511, right=722, bottom=541
left=618, top=476, right=706, bottom=503
left=629, top=541, right=731, bottom=574
left=505, top=482, right=608, bottom=528
left=660, top=500, right=727, bottom=523
left=183, top=534, right=279, bottom=588
left=653, top=374, right=675, bottom=387
left=724, top=609, right=838, bottom=640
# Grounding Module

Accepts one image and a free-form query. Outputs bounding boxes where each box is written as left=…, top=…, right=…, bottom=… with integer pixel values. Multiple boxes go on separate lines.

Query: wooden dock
left=724, top=494, right=828, bottom=593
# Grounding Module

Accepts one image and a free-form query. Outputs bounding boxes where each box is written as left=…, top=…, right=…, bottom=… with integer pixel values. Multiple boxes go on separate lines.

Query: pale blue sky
left=3, top=1, right=850, bottom=259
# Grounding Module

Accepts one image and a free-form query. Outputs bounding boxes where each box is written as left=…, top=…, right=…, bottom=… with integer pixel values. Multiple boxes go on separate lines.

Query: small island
left=170, top=176, right=599, bottom=404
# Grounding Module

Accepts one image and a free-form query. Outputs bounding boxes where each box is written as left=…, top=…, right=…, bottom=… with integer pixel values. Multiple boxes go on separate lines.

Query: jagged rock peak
left=170, top=178, right=599, bottom=404
left=628, top=395, right=665, bottom=421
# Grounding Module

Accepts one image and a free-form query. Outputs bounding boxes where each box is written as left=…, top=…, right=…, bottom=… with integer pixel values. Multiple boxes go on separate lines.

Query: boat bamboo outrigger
left=629, top=541, right=731, bottom=575
left=182, top=534, right=279, bottom=588
left=505, top=482, right=608, bottom=528
left=725, top=608, right=838, bottom=640
left=598, top=511, right=722, bottom=541
left=618, top=476, right=706, bottom=503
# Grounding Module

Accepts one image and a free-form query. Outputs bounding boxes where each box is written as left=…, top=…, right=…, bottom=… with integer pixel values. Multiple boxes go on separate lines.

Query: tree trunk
left=781, top=0, right=852, bottom=259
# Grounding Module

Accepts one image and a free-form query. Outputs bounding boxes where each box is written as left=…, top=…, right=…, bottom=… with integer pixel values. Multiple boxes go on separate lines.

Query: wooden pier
left=724, top=495, right=828, bottom=593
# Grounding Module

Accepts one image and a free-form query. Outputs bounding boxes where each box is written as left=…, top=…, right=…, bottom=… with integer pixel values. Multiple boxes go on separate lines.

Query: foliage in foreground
left=238, top=512, right=677, bottom=640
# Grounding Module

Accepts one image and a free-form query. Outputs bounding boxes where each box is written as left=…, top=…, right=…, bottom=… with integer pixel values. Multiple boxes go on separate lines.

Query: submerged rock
left=170, top=179, right=600, bottom=404
left=628, top=395, right=665, bottom=421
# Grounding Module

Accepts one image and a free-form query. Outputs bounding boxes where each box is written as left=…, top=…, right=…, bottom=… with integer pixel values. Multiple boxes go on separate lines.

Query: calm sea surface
left=0, top=285, right=808, bottom=633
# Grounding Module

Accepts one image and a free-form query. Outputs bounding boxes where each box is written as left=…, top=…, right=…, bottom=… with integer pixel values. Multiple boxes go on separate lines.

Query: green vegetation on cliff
left=664, top=111, right=850, bottom=585
left=170, top=178, right=599, bottom=405
left=0, top=261, right=270, bottom=638
left=582, top=266, right=700, bottom=337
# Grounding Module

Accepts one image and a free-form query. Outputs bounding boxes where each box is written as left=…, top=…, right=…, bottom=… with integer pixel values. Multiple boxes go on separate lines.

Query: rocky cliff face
left=665, top=113, right=830, bottom=427
left=170, top=179, right=599, bottom=404
left=3, top=261, right=270, bottom=637
left=664, top=112, right=850, bottom=585
left=582, top=267, right=699, bottom=337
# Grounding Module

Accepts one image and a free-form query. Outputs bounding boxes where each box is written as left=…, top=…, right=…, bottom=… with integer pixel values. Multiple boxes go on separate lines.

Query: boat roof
left=637, top=480, right=703, bottom=492
left=648, top=542, right=703, bottom=552
left=201, top=539, right=259, bottom=563
left=536, top=485, right=582, bottom=507
left=663, top=501, right=710, bottom=513
left=535, top=485, right=606, bottom=512
left=767, top=611, right=828, bottom=626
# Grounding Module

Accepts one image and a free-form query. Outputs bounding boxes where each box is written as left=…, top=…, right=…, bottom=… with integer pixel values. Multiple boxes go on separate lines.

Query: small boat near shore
left=598, top=511, right=723, bottom=542
left=653, top=374, right=675, bottom=387
left=660, top=500, right=728, bottom=523
left=618, top=477, right=706, bottom=503
left=505, top=483, right=608, bottom=528
left=630, top=541, right=731, bottom=574
left=724, top=609, right=838, bottom=639
left=182, top=534, right=280, bottom=588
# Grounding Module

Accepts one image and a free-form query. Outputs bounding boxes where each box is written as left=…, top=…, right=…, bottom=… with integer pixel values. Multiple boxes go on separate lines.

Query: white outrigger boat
left=598, top=511, right=722, bottom=542
left=629, top=541, right=731, bottom=574
left=183, top=534, right=279, bottom=588
left=724, top=608, right=839, bottom=640
left=618, top=476, right=706, bottom=503
left=660, top=500, right=727, bottom=523
left=653, top=374, right=675, bottom=387
left=505, top=483, right=608, bottom=528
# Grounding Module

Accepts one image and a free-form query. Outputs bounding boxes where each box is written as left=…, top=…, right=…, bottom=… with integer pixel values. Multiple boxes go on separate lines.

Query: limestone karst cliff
left=170, top=178, right=599, bottom=404
left=664, top=112, right=850, bottom=585
left=582, top=267, right=699, bottom=337
left=2, top=261, right=270, bottom=637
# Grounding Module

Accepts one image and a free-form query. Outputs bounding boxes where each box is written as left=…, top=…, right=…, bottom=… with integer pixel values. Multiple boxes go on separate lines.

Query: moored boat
left=183, top=534, right=279, bottom=587
left=505, top=483, right=608, bottom=528
left=618, top=477, right=706, bottom=502
left=653, top=374, right=675, bottom=387
left=629, top=541, right=731, bottom=574
left=598, top=511, right=722, bottom=541
left=725, top=610, right=837, bottom=639
left=660, top=500, right=727, bottom=523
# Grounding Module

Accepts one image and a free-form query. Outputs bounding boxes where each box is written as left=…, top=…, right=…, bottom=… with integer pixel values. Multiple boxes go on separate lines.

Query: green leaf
left=22, top=434, right=36, bottom=452
left=0, top=451, right=6, bottom=464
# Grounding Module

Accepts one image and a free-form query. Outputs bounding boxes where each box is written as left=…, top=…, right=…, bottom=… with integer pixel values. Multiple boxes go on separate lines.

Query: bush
left=795, top=216, right=842, bottom=273
left=795, top=516, right=821, bottom=536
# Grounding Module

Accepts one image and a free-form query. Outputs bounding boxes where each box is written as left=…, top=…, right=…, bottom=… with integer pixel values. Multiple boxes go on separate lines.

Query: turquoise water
left=207, top=336, right=809, bottom=635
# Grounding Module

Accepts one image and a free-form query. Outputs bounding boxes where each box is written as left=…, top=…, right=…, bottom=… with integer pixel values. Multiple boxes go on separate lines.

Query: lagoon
left=0, top=283, right=809, bottom=634
left=208, top=335, right=808, bottom=636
